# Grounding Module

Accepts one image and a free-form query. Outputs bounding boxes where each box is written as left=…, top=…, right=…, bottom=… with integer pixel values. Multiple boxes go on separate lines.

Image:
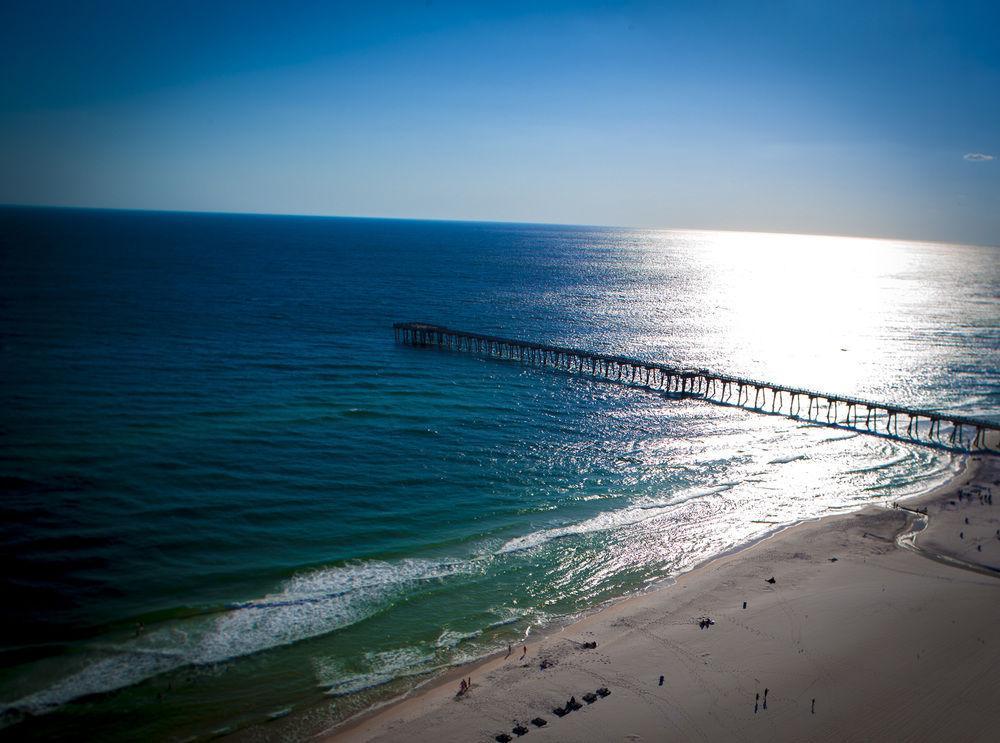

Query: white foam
left=844, top=451, right=911, bottom=475
left=435, top=629, right=482, bottom=649
left=497, top=486, right=729, bottom=555
left=485, top=608, right=528, bottom=629
left=2, top=558, right=477, bottom=717
left=768, top=454, right=808, bottom=464
left=2, top=651, right=181, bottom=719
left=818, top=432, right=860, bottom=443
left=318, top=647, right=439, bottom=697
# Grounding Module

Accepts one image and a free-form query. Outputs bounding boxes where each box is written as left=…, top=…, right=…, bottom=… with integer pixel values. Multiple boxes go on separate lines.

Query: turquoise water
left=1, top=208, right=997, bottom=740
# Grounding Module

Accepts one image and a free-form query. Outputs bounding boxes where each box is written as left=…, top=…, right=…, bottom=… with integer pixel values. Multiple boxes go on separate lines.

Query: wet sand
left=323, top=450, right=1000, bottom=743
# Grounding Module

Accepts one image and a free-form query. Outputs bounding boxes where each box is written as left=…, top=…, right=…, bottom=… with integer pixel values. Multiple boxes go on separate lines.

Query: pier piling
left=394, top=323, right=999, bottom=453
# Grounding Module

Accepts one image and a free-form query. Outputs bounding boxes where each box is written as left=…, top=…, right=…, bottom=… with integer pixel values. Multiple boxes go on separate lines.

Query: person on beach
left=506, top=644, right=511, bottom=659
left=458, top=679, right=467, bottom=696
left=520, top=645, right=527, bottom=660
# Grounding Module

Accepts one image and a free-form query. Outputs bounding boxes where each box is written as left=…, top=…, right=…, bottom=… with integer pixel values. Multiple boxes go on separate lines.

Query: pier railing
left=393, top=322, right=1000, bottom=453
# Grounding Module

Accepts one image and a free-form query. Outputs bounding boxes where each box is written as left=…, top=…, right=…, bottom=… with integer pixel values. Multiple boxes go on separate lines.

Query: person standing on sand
left=520, top=645, right=527, bottom=660
left=506, top=644, right=511, bottom=659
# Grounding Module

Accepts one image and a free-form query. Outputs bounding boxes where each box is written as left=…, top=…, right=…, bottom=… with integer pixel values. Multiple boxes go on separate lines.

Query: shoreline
left=322, top=447, right=1000, bottom=742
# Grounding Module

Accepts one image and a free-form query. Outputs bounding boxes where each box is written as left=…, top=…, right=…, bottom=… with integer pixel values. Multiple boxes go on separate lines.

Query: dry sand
left=324, top=451, right=1000, bottom=743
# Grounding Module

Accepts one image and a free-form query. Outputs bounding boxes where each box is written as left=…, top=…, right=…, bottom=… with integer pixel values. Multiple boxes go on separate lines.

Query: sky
left=1, top=0, right=998, bottom=245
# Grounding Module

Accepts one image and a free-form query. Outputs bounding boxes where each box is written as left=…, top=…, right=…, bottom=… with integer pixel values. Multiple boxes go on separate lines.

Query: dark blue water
left=1, top=207, right=996, bottom=740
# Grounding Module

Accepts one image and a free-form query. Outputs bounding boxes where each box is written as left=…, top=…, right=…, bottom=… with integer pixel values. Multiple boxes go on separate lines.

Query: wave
left=1, top=444, right=955, bottom=725
left=818, top=432, right=861, bottom=443
left=435, top=629, right=482, bottom=649
left=486, top=613, right=527, bottom=629
left=319, top=647, right=442, bottom=697
left=341, top=408, right=391, bottom=419
left=1, top=558, right=478, bottom=719
left=768, top=454, right=808, bottom=464
left=12, top=484, right=730, bottom=721
left=496, top=484, right=733, bottom=556
left=843, top=451, right=911, bottom=475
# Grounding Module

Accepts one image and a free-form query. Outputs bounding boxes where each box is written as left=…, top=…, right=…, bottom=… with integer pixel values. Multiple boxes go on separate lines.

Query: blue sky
left=1, top=1, right=998, bottom=244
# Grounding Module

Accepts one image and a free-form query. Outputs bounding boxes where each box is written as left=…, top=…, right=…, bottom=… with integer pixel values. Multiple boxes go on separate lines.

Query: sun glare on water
left=632, top=229, right=942, bottom=399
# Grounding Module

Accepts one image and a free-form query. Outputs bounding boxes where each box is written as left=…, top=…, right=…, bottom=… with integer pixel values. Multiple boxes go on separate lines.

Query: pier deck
left=394, top=322, right=1000, bottom=452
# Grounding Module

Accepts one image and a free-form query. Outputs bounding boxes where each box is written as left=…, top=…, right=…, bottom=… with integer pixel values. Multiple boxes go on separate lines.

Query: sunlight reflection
left=628, top=230, right=945, bottom=398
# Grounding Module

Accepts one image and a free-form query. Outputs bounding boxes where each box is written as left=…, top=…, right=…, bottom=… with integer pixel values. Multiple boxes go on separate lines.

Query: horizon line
left=1, top=201, right=996, bottom=251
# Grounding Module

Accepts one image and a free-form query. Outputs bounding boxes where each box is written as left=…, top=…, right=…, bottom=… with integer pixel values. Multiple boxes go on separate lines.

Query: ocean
left=1, top=207, right=997, bottom=740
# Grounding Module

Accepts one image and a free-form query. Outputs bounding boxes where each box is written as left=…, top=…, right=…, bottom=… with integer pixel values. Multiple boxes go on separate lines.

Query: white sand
left=324, top=452, right=1000, bottom=743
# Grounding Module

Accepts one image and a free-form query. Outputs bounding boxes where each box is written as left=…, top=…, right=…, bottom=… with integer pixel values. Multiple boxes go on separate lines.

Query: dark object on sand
left=583, top=692, right=598, bottom=704
left=566, top=696, right=582, bottom=711
left=512, top=724, right=528, bottom=736
left=530, top=717, right=547, bottom=727
left=742, top=601, right=747, bottom=609
left=552, top=707, right=569, bottom=717
left=581, top=641, right=597, bottom=649
left=540, top=658, right=555, bottom=669
left=698, top=617, right=715, bottom=629
left=811, top=698, right=816, bottom=714
left=596, top=687, right=611, bottom=698
left=766, top=576, right=776, bottom=584
left=496, top=735, right=512, bottom=743
left=829, top=557, right=838, bottom=562
left=658, top=675, right=664, bottom=686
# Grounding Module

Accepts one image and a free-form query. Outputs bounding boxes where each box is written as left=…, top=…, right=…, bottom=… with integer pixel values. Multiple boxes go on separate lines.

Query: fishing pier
left=394, top=322, right=1000, bottom=453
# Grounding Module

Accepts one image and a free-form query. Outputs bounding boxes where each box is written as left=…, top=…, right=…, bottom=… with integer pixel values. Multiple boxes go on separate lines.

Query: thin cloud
left=963, top=152, right=994, bottom=161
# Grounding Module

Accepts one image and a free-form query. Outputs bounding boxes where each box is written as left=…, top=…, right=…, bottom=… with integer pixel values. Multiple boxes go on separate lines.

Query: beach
left=325, top=447, right=1000, bottom=742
